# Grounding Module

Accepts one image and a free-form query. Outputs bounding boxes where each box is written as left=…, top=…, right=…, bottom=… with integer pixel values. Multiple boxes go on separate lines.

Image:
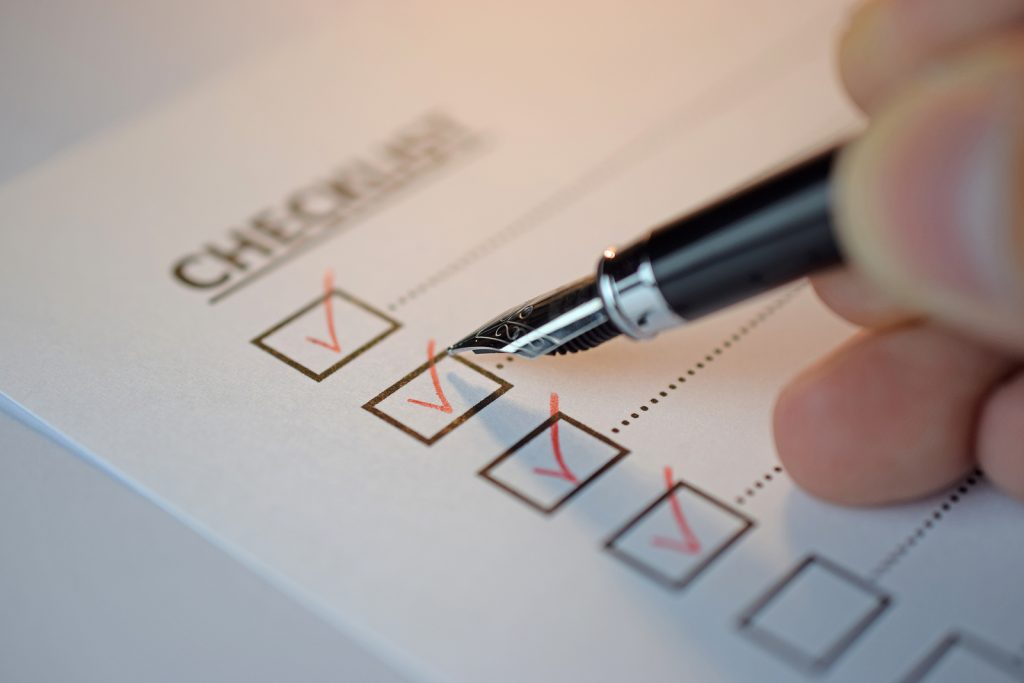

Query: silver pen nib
left=447, top=276, right=621, bottom=359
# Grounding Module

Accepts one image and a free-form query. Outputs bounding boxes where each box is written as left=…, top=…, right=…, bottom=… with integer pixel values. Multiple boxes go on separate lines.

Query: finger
left=810, top=268, right=911, bottom=328
left=977, top=368, right=1024, bottom=499
left=836, top=35, right=1024, bottom=354
left=774, top=323, right=1014, bottom=506
left=840, top=0, right=1024, bottom=112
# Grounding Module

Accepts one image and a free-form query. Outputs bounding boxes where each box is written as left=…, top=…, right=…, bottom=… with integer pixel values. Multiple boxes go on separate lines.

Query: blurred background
left=1, top=1, right=338, bottom=183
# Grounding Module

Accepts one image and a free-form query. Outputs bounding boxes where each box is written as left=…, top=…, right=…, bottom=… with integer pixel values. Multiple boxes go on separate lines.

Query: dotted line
left=868, top=470, right=984, bottom=582
left=387, top=210, right=539, bottom=311
left=386, top=129, right=670, bottom=311
left=735, top=466, right=785, bottom=506
left=385, top=125, right=669, bottom=311
left=609, top=285, right=804, bottom=434
left=384, top=34, right=826, bottom=312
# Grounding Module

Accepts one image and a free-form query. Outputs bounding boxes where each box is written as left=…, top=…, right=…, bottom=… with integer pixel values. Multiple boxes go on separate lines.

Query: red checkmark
left=306, top=269, right=342, bottom=354
left=651, top=466, right=701, bottom=554
left=532, top=393, right=578, bottom=483
left=406, top=339, right=453, bottom=414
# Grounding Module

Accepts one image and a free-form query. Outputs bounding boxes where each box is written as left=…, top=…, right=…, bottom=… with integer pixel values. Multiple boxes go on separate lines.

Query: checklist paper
left=2, top=2, right=1024, bottom=682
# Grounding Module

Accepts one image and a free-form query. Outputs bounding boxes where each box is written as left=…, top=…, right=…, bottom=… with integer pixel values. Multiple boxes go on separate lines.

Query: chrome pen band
left=596, top=239, right=684, bottom=340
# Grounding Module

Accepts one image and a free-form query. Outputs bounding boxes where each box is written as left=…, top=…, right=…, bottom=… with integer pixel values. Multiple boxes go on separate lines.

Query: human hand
left=774, top=0, right=1024, bottom=504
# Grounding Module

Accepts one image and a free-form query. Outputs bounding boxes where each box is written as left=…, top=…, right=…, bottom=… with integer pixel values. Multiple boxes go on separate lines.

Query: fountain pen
left=448, top=145, right=845, bottom=359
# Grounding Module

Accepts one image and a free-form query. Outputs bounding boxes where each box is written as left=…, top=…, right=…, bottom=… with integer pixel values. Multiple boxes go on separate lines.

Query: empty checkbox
left=900, top=633, right=1024, bottom=683
left=738, top=555, right=891, bottom=674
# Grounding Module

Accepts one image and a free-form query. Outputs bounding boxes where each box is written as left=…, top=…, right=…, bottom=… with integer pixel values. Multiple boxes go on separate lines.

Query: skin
left=774, top=0, right=1024, bottom=505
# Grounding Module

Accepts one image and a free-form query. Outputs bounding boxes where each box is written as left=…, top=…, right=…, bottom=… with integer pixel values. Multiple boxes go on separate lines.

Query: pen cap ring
left=597, top=238, right=684, bottom=340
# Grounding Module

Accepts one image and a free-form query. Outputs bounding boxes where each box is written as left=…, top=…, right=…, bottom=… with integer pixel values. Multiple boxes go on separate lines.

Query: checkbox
left=605, top=477, right=753, bottom=590
left=480, top=406, right=628, bottom=514
left=738, top=555, right=891, bottom=674
left=252, top=281, right=399, bottom=382
left=363, top=343, right=511, bottom=445
left=900, top=633, right=1024, bottom=683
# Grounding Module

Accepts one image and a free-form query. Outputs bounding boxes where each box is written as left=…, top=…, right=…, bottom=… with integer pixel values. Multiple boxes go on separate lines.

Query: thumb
left=835, top=36, right=1024, bottom=352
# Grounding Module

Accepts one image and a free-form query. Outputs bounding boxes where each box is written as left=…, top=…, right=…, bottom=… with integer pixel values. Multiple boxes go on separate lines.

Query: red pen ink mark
left=651, top=466, right=701, bottom=553
left=406, top=340, right=453, bottom=414
left=532, top=393, right=578, bottom=483
left=306, top=269, right=342, bottom=353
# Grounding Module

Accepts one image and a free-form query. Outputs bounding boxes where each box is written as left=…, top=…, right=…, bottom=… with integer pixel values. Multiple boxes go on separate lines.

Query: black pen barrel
left=647, top=148, right=843, bottom=321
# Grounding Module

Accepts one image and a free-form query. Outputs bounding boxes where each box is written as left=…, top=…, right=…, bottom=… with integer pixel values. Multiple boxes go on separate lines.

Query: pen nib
left=447, top=276, right=620, bottom=359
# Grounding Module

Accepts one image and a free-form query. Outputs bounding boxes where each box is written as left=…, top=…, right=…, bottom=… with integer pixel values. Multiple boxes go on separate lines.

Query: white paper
left=2, top=2, right=1023, bottom=681
left=0, top=403, right=409, bottom=683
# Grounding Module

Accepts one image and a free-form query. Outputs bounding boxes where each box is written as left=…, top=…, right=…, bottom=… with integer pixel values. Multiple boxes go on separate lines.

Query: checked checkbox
left=480, top=394, right=629, bottom=514
left=252, top=270, right=399, bottom=382
left=363, top=340, right=511, bottom=445
left=606, top=468, right=753, bottom=590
